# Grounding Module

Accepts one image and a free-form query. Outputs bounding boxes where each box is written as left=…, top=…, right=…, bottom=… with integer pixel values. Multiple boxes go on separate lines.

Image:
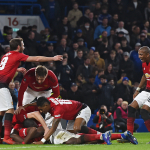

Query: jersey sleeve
left=53, top=107, right=63, bottom=119
left=13, top=124, right=23, bottom=132
left=16, top=53, right=29, bottom=62
left=18, top=74, right=29, bottom=106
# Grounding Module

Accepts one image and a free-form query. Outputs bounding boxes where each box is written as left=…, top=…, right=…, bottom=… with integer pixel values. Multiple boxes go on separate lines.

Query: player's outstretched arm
left=26, top=55, right=63, bottom=62
left=133, top=74, right=146, bottom=99
left=33, top=118, right=61, bottom=144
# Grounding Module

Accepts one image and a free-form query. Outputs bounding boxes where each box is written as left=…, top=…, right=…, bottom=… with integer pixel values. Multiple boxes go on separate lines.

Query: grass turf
left=0, top=133, right=150, bottom=150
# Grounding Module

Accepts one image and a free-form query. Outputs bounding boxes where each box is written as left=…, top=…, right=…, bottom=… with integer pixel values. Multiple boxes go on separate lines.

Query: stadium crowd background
left=0, top=0, right=149, bottom=122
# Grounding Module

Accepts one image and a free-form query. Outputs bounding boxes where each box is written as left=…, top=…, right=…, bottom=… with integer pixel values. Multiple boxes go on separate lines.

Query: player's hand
left=133, top=90, right=139, bottom=99
left=15, top=106, right=25, bottom=115
left=53, top=55, right=63, bottom=61
left=33, top=141, right=44, bottom=144
left=17, top=67, right=27, bottom=75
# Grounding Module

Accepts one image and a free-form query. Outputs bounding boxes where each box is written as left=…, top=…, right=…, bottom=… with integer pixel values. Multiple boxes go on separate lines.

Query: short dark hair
left=84, top=56, right=90, bottom=61
left=23, top=118, right=38, bottom=128
left=121, top=37, right=127, bottom=41
left=77, top=49, right=83, bottom=53
left=35, top=65, right=48, bottom=77
left=37, top=96, right=50, bottom=107
left=9, top=38, right=23, bottom=50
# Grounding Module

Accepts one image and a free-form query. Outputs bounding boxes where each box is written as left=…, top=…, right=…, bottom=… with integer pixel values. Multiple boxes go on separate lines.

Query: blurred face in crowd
left=62, top=34, right=68, bottom=39
left=115, top=43, right=121, bottom=50
left=77, top=51, right=83, bottom=59
left=61, top=39, right=67, bottom=47
left=101, top=106, right=107, bottom=113
left=77, top=32, right=82, bottom=37
left=88, top=12, right=94, bottom=20
left=73, top=3, right=78, bottom=10
left=94, top=51, right=99, bottom=59
left=102, top=8, right=107, bottom=14
left=103, top=0, right=108, bottom=3
left=45, top=28, right=50, bottom=35
left=84, top=22, right=90, bottom=30
left=85, top=9, right=90, bottom=16
left=102, top=31, right=107, bottom=37
left=84, top=58, right=90, bottom=65
left=9, top=82, right=15, bottom=90
left=48, top=45, right=54, bottom=52
left=63, top=17, right=68, bottom=24
left=96, top=2, right=101, bottom=9
left=62, top=58, right=68, bottom=65
left=73, top=43, right=78, bottom=50
left=89, top=49, right=94, bottom=54
left=59, top=85, right=63, bottom=91
left=101, top=78, right=107, bottom=84
left=113, top=14, right=118, bottom=20
left=110, top=52, right=116, bottom=60
left=121, top=103, right=128, bottom=110
left=78, top=41, right=84, bottom=46
left=119, top=21, right=124, bottom=28
left=123, top=80, right=129, bottom=86
left=135, top=45, right=141, bottom=51
left=110, top=29, right=115, bottom=36
left=109, top=79, right=114, bottom=86
left=134, top=27, right=140, bottom=34
left=140, top=35, right=146, bottom=41
left=71, top=85, right=78, bottom=92
left=118, top=33, right=124, bottom=38
left=123, top=55, right=129, bottom=61
left=15, top=81, right=20, bottom=89
left=144, top=21, right=149, bottom=28
left=6, top=34, right=12, bottom=41
left=63, top=52, right=68, bottom=59
left=102, top=18, right=108, bottom=26
left=107, top=64, right=112, bottom=71
left=117, top=98, right=123, bottom=105
left=148, top=2, right=150, bottom=8
left=29, top=32, right=35, bottom=40
left=89, top=77, right=95, bottom=84
left=4, top=47, right=10, bottom=53
left=98, top=71, right=104, bottom=77
left=121, top=40, right=127, bottom=46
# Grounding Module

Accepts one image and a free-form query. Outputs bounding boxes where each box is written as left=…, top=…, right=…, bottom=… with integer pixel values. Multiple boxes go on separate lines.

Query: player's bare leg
left=141, top=105, right=150, bottom=132
left=3, top=108, right=14, bottom=144
left=127, top=101, right=139, bottom=134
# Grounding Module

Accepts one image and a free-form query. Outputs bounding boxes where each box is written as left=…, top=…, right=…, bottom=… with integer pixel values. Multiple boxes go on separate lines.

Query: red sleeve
left=16, top=53, right=29, bottom=62
left=48, top=71, right=60, bottom=98
left=18, top=74, right=29, bottom=106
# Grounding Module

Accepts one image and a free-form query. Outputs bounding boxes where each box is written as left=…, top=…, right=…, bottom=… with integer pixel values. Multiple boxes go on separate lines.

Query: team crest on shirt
left=44, top=85, right=48, bottom=87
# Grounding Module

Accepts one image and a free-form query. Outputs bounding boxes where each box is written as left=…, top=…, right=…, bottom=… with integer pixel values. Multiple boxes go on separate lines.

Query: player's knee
left=128, top=106, right=136, bottom=117
left=73, top=125, right=81, bottom=133
left=140, top=109, right=150, bottom=121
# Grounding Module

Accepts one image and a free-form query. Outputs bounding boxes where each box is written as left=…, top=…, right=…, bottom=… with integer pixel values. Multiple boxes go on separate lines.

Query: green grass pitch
left=0, top=133, right=150, bottom=150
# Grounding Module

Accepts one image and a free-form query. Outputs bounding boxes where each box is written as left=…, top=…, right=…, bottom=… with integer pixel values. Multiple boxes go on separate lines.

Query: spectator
left=58, top=83, right=68, bottom=99
left=112, top=98, right=123, bottom=115
left=119, top=52, right=134, bottom=81
left=97, top=6, right=111, bottom=25
left=14, top=80, right=20, bottom=91
left=130, top=26, right=140, bottom=48
left=55, top=38, right=70, bottom=55
left=2, top=34, right=12, bottom=45
left=98, top=75, right=114, bottom=111
left=145, top=1, right=150, bottom=21
left=90, top=51, right=105, bottom=70
left=56, top=57, right=73, bottom=90
left=105, top=63, right=117, bottom=82
left=94, top=69, right=104, bottom=88
left=138, top=33, right=150, bottom=47
left=76, top=56, right=93, bottom=82
left=105, top=50, right=119, bottom=73
left=43, top=43, right=56, bottom=57
left=61, top=32, right=73, bottom=47
left=37, top=41, right=48, bottom=56
left=114, top=101, right=139, bottom=132
left=57, top=17, right=72, bottom=39
left=67, top=2, right=82, bottom=28
left=88, top=12, right=98, bottom=29
left=110, top=13, right=119, bottom=29
left=32, top=25, right=42, bottom=41
left=91, top=105, right=113, bottom=133
left=117, top=73, right=132, bottom=86
left=94, top=18, right=111, bottom=40
left=81, top=21, right=94, bottom=48
left=77, top=8, right=91, bottom=28
left=143, top=21, right=150, bottom=39
left=87, top=47, right=95, bottom=59
left=77, top=38, right=89, bottom=55
left=82, top=75, right=99, bottom=113
left=115, top=77, right=133, bottom=104
left=68, top=83, right=83, bottom=103
left=74, top=29, right=84, bottom=42
left=75, top=73, right=86, bottom=90
left=130, top=43, right=143, bottom=82
left=114, top=42, right=123, bottom=61
left=72, top=49, right=84, bottom=75
left=121, top=37, right=132, bottom=53
left=3, top=45, right=10, bottom=54
left=116, top=21, right=130, bottom=42
left=93, top=2, right=101, bottom=19
left=108, top=28, right=117, bottom=49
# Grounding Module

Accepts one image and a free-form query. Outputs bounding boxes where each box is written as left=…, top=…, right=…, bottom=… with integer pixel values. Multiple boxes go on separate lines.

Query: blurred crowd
left=1, top=0, right=149, bottom=118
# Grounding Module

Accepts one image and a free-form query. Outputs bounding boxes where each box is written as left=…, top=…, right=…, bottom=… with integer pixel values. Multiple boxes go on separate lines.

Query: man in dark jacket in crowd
left=111, top=98, right=123, bottom=115
left=115, top=77, right=133, bottom=104
left=91, top=105, right=114, bottom=133
left=68, top=83, right=83, bottom=103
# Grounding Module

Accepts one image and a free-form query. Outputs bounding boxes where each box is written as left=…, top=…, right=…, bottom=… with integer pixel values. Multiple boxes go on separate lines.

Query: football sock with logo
left=111, top=134, right=121, bottom=140
left=0, top=116, right=3, bottom=138
left=4, top=113, right=13, bottom=139
left=80, top=134, right=103, bottom=143
left=80, top=126, right=100, bottom=134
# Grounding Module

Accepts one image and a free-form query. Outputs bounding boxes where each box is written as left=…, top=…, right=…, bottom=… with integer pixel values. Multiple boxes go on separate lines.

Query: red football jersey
left=18, top=68, right=59, bottom=106
left=0, top=51, right=29, bottom=85
left=48, top=97, right=83, bottom=120
left=142, top=62, right=150, bottom=90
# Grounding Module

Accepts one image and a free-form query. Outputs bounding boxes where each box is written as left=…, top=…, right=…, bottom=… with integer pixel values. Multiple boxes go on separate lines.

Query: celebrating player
left=0, top=38, right=62, bottom=144
left=16, top=65, right=59, bottom=113
left=127, top=46, right=150, bottom=134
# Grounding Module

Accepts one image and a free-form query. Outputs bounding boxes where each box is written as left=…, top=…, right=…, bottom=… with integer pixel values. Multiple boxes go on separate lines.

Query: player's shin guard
left=127, top=106, right=136, bottom=134
left=4, top=113, right=13, bottom=140
left=80, top=126, right=100, bottom=134
left=141, top=109, right=150, bottom=132
left=80, top=134, right=102, bottom=143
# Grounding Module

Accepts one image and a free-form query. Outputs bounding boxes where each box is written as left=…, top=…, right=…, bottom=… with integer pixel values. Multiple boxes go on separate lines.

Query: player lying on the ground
left=11, top=111, right=138, bottom=145
left=16, top=65, right=60, bottom=109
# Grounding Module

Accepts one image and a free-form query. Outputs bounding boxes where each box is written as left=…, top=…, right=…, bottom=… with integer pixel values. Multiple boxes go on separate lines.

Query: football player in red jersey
left=127, top=46, right=150, bottom=135
left=16, top=65, right=59, bottom=114
left=0, top=38, right=62, bottom=144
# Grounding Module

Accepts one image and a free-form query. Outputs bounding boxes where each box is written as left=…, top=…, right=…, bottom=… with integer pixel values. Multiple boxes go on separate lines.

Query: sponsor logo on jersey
left=55, top=114, right=61, bottom=118
left=33, top=85, right=43, bottom=89
left=145, top=73, right=150, bottom=78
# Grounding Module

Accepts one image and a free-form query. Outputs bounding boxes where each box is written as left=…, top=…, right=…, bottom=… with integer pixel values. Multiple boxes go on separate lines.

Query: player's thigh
left=22, top=87, right=37, bottom=106
left=0, top=88, right=13, bottom=111
left=133, top=91, right=150, bottom=108
left=37, top=89, right=52, bottom=98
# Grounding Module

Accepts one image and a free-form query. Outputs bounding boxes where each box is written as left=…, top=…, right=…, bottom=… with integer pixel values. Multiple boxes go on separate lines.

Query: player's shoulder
left=24, top=68, right=35, bottom=77
left=47, top=70, right=57, bottom=82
